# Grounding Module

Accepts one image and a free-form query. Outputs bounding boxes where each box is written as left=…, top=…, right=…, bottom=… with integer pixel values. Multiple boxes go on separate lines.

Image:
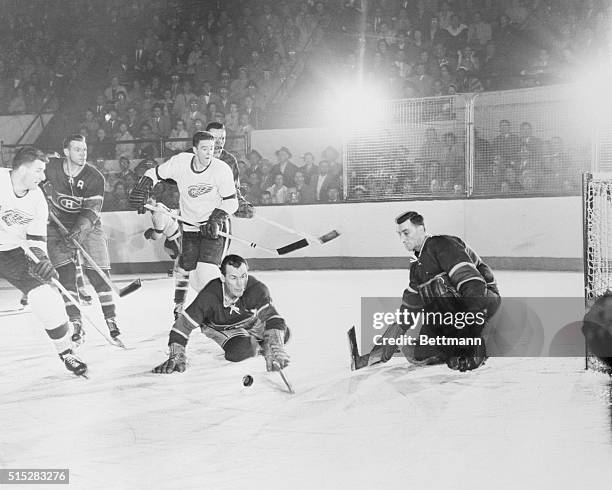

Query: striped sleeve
left=433, top=237, right=487, bottom=299
left=252, top=282, right=286, bottom=331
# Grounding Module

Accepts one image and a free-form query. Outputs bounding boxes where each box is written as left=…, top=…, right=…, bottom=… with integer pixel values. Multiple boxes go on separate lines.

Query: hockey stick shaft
left=46, top=210, right=141, bottom=297
left=252, top=214, right=340, bottom=245
left=272, top=361, right=295, bottom=394
left=144, top=203, right=283, bottom=256
left=0, top=226, right=116, bottom=345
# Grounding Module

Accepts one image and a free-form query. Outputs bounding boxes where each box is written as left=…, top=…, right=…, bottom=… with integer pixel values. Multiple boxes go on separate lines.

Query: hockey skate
left=70, top=319, right=85, bottom=347
left=105, top=318, right=126, bottom=348
left=59, top=349, right=88, bottom=377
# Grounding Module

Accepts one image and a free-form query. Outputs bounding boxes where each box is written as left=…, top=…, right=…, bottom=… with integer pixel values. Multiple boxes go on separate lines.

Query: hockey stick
left=252, top=214, right=341, bottom=246
left=272, top=361, right=295, bottom=394
left=144, top=203, right=308, bottom=256
left=0, top=227, right=122, bottom=347
left=46, top=209, right=141, bottom=298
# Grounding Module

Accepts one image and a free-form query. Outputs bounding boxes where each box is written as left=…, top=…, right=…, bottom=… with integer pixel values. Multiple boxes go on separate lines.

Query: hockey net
left=583, top=172, right=612, bottom=373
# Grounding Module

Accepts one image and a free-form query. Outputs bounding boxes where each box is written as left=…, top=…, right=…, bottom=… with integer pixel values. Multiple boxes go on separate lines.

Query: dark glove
left=200, top=208, right=228, bottom=239
left=446, top=343, right=487, bottom=372
left=29, top=247, right=59, bottom=283
left=234, top=200, right=254, bottom=219
left=151, top=343, right=187, bottom=373
left=129, top=176, right=154, bottom=214
left=144, top=228, right=156, bottom=240
left=262, top=329, right=290, bottom=371
left=66, top=215, right=93, bottom=247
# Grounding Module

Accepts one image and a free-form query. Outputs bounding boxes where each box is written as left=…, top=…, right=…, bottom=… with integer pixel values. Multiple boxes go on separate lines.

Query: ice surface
left=1, top=270, right=611, bottom=490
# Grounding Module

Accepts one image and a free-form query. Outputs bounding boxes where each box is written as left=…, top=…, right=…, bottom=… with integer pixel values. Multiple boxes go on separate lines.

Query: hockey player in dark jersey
left=41, top=134, right=120, bottom=344
left=351, top=211, right=501, bottom=372
left=152, top=254, right=290, bottom=373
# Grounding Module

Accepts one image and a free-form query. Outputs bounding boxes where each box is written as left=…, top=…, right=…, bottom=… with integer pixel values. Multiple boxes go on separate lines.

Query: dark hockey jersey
left=173, top=276, right=285, bottom=341
left=41, top=158, right=105, bottom=228
left=402, top=235, right=498, bottom=313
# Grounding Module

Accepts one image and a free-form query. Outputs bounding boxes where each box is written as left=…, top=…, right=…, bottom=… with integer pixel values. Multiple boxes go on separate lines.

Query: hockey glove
left=262, top=328, right=290, bottom=371
left=66, top=215, right=93, bottom=248
left=129, top=175, right=154, bottom=214
left=152, top=343, right=187, bottom=373
left=234, top=199, right=254, bottom=219
left=200, top=208, right=228, bottom=239
left=418, top=273, right=462, bottom=313
left=144, top=228, right=158, bottom=240
left=29, top=247, right=59, bottom=283
left=446, top=343, right=487, bottom=372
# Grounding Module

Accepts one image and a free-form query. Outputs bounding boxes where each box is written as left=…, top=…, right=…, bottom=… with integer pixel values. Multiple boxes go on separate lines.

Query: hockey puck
left=242, top=375, right=254, bottom=387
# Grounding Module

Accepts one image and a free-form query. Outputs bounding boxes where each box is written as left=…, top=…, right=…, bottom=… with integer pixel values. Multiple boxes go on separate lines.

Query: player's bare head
left=220, top=254, right=249, bottom=298
left=63, top=134, right=87, bottom=166
left=396, top=211, right=426, bottom=252
left=12, top=146, right=47, bottom=189
left=192, top=131, right=215, bottom=166
left=205, top=122, right=226, bottom=157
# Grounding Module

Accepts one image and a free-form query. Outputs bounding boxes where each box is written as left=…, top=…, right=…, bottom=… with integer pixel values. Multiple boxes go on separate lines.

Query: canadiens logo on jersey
left=57, top=194, right=83, bottom=212
left=0, top=208, right=34, bottom=227
left=187, top=183, right=214, bottom=198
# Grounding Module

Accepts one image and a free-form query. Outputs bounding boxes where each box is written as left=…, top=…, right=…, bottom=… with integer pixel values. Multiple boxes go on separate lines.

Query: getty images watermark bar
left=360, top=297, right=607, bottom=357
left=0, top=469, right=69, bottom=484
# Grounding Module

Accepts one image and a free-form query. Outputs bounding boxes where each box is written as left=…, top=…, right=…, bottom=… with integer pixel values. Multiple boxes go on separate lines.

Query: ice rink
left=1, top=269, right=611, bottom=490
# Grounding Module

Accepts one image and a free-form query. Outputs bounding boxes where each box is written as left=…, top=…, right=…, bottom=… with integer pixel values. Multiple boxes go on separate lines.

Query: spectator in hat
left=181, top=98, right=207, bottom=134
left=269, top=146, right=298, bottom=188
left=215, top=85, right=231, bottom=114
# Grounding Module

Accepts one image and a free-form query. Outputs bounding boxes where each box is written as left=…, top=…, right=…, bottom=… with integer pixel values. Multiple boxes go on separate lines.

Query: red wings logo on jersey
left=1, top=209, right=33, bottom=227
left=187, top=183, right=215, bottom=198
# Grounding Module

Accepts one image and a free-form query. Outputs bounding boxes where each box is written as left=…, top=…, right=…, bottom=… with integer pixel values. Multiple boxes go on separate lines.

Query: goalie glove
left=262, top=328, right=290, bottom=371
left=151, top=343, right=187, bottom=373
left=129, top=175, right=154, bottom=214
left=200, top=208, right=228, bottom=239
left=446, top=343, right=487, bottom=372
left=234, top=199, right=254, bottom=219
left=29, top=247, right=59, bottom=283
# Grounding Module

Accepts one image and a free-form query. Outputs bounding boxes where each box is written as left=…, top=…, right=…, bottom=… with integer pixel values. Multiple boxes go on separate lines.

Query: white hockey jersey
left=145, top=152, right=237, bottom=232
left=0, top=168, right=48, bottom=252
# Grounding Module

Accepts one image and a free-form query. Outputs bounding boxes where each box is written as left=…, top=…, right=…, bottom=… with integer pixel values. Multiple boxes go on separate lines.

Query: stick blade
left=119, top=279, right=142, bottom=297
left=318, top=230, right=341, bottom=244
left=276, top=238, right=309, bottom=255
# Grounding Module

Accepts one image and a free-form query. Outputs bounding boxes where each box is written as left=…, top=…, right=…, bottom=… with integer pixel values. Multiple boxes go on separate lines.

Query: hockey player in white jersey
left=0, top=147, right=87, bottom=376
left=129, top=131, right=238, bottom=306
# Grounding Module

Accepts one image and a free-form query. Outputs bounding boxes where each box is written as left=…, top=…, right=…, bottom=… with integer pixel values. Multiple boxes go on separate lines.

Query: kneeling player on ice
left=350, top=211, right=501, bottom=372
left=0, top=147, right=87, bottom=376
left=129, top=131, right=238, bottom=318
left=152, top=254, right=290, bottom=373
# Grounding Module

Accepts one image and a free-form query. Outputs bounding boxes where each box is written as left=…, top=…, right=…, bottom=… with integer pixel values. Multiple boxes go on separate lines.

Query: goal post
left=582, top=172, right=612, bottom=372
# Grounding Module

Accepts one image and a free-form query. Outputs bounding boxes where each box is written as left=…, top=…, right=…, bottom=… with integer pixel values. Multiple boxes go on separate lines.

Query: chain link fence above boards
left=344, top=84, right=594, bottom=201
left=345, top=96, right=469, bottom=200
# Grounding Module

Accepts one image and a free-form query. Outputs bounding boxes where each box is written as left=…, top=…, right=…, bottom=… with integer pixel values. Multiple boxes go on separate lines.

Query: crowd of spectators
left=347, top=118, right=585, bottom=199
left=325, top=0, right=612, bottom=99
left=73, top=0, right=327, bottom=164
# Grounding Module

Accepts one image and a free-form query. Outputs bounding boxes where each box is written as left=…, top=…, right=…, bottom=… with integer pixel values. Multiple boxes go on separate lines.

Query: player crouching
left=152, top=254, right=290, bottom=373
left=350, top=211, right=501, bottom=372
left=0, top=147, right=87, bottom=376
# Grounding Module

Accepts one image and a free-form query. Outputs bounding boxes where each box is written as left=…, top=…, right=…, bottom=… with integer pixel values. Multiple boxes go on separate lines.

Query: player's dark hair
left=12, top=146, right=47, bottom=169
left=63, top=134, right=86, bottom=149
left=220, top=254, right=248, bottom=274
left=192, top=130, right=215, bottom=148
left=395, top=211, right=424, bottom=226
left=205, top=122, right=225, bottom=132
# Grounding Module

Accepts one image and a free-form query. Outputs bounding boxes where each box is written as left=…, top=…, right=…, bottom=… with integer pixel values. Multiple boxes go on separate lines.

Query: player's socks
left=106, top=317, right=121, bottom=339
left=70, top=319, right=85, bottom=346
left=59, top=349, right=87, bottom=376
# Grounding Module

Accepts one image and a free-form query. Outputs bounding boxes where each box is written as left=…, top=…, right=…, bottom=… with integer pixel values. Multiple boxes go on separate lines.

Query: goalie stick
left=0, top=306, right=31, bottom=317
left=252, top=214, right=341, bottom=246
left=144, top=203, right=308, bottom=256
left=46, top=209, right=141, bottom=298
left=347, top=326, right=370, bottom=371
